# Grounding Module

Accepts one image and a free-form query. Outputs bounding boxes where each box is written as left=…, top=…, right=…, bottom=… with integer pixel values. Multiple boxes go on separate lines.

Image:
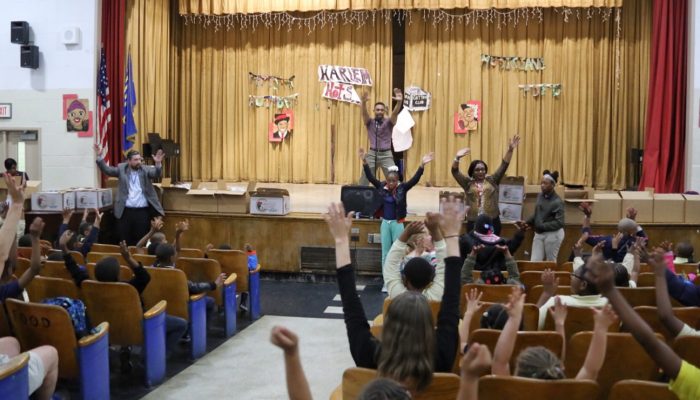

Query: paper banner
left=392, top=108, right=415, bottom=152
left=78, top=111, right=94, bottom=138
left=248, top=94, right=299, bottom=109
left=318, top=65, right=373, bottom=86
left=403, top=86, right=431, bottom=111
left=62, top=94, right=78, bottom=119
left=321, top=81, right=361, bottom=104
left=481, top=54, right=545, bottom=71
left=249, top=72, right=295, bottom=90
left=518, top=83, right=562, bottom=98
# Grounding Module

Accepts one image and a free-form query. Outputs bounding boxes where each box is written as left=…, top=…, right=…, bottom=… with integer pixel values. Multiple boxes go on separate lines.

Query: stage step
left=300, top=246, right=381, bottom=275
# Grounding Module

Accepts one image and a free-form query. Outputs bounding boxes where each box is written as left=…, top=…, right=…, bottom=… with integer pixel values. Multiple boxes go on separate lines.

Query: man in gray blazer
left=94, top=144, right=165, bottom=245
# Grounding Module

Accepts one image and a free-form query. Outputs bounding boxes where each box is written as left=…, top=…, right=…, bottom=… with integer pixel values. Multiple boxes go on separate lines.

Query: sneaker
left=381, top=284, right=388, bottom=293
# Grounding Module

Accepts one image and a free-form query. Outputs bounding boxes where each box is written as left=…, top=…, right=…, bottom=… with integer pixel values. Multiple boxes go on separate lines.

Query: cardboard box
left=683, top=194, right=700, bottom=224
left=499, top=177, right=525, bottom=204
left=31, top=191, right=76, bottom=211
left=186, top=189, right=217, bottom=213
left=620, top=191, right=653, bottom=223
left=653, top=193, right=685, bottom=223
left=564, top=199, right=597, bottom=224
left=250, top=188, right=290, bottom=215
left=216, top=182, right=254, bottom=214
left=591, top=193, right=622, bottom=223
left=162, top=186, right=190, bottom=211
left=75, top=189, right=113, bottom=209
left=499, top=202, right=522, bottom=222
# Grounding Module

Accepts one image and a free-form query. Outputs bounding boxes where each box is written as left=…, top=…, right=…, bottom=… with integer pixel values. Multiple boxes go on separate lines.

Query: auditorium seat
left=608, top=379, right=679, bottom=400
left=208, top=249, right=262, bottom=320
left=26, top=276, right=81, bottom=303
left=177, top=248, right=204, bottom=258
left=0, top=352, right=29, bottom=399
left=471, top=270, right=509, bottom=281
left=672, top=336, right=700, bottom=369
left=13, top=257, right=30, bottom=277
left=525, top=285, right=571, bottom=304
left=90, top=243, right=121, bottom=253
left=0, top=304, right=12, bottom=337
left=6, top=298, right=110, bottom=398
left=373, top=297, right=442, bottom=329
left=638, top=263, right=651, bottom=273
left=142, top=267, right=208, bottom=359
left=39, top=261, right=74, bottom=281
left=478, top=375, right=599, bottom=400
left=177, top=257, right=238, bottom=337
left=68, top=251, right=86, bottom=266
left=543, top=306, right=619, bottom=341
left=516, top=261, right=560, bottom=273
left=675, top=263, right=699, bottom=276
left=86, top=262, right=134, bottom=281
left=460, top=284, right=518, bottom=310
left=86, top=252, right=127, bottom=266
left=332, top=367, right=460, bottom=400
left=560, top=261, right=574, bottom=271
left=618, top=287, right=657, bottom=307
left=634, top=306, right=700, bottom=342
left=636, top=273, right=655, bottom=287
left=520, top=271, right=571, bottom=291
left=564, top=332, right=663, bottom=399
left=132, top=253, right=156, bottom=266
left=470, top=329, right=563, bottom=372
left=81, top=281, right=166, bottom=386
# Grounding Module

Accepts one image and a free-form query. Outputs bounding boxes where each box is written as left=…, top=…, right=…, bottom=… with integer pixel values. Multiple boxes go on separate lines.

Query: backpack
left=42, top=296, right=90, bottom=338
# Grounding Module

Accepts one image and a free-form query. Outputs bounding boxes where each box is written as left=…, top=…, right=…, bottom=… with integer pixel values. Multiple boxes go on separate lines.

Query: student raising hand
left=458, top=343, right=492, bottom=400
left=270, top=326, right=312, bottom=400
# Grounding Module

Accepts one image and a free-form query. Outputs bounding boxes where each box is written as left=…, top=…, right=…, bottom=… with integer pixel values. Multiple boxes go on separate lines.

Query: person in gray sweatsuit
left=524, top=170, right=565, bottom=261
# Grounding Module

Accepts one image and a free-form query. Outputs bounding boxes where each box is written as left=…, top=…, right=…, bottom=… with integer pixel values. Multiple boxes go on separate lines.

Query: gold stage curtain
left=125, top=0, right=173, bottom=151
left=403, top=1, right=649, bottom=189
left=179, top=0, right=622, bottom=15
left=171, top=19, right=393, bottom=182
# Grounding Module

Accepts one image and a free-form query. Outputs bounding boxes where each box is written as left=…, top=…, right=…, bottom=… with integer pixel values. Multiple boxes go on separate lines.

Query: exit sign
left=0, top=104, right=11, bottom=119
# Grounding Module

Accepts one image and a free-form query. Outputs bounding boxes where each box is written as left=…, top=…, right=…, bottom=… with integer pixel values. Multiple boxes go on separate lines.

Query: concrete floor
left=141, top=316, right=356, bottom=400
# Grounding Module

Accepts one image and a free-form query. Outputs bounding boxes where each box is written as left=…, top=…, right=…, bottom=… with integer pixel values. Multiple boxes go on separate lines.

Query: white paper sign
left=321, top=82, right=361, bottom=104
left=318, top=65, right=373, bottom=86
left=392, top=108, right=415, bottom=152
left=403, top=86, right=431, bottom=111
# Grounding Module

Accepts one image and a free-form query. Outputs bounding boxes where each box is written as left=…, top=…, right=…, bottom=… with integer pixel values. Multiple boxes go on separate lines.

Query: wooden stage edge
left=158, top=210, right=700, bottom=274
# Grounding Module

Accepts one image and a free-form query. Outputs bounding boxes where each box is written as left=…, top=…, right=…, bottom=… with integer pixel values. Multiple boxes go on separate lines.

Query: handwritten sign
left=318, top=65, right=373, bottom=86
left=322, top=82, right=361, bottom=104
left=0, top=104, right=11, bottom=119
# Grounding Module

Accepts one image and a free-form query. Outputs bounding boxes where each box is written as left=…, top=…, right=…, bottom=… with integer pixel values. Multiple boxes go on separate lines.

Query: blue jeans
left=165, top=315, right=188, bottom=351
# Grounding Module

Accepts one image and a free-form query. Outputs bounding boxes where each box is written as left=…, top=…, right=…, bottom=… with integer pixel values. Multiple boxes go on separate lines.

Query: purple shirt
left=365, top=118, right=394, bottom=150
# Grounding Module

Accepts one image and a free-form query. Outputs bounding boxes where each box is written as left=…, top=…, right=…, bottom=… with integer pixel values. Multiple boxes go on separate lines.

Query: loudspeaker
left=11, top=21, right=29, bottom=44
left=61, top=27, right=80, bottom=45
left=341, top=185, right=382, bottom=218
left=20, top=45, right=39, bottom=69
left=142, top=143, right=152, bottom=158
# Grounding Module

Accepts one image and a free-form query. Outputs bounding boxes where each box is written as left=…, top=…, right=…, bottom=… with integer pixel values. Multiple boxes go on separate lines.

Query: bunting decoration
left=249, top=72, right=295, bottom=90
left=481, top=54, right=545, bottom=71
left=518, top=84, right=562, bottom=98
left=248, top=94, right=299, bottom=109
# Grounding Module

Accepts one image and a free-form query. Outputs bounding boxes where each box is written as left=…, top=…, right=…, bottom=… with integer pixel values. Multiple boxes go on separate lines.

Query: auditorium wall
left=0, top=0, right=100, bottom=190
left=687, top=0, right=700, bottom=192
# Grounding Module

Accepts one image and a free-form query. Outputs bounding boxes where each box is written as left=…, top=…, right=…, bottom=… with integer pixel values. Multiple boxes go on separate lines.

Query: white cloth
left=538, top=294, right=609, bottom=329
left=0, top=351, right=45, bottom=395
left=391, top=108, right=414, bottom=152
left=125, top=169, right=148, bottom=208
left=677, top=323, right=700, bottom=338
left=531, top=228, right=565, bottom=262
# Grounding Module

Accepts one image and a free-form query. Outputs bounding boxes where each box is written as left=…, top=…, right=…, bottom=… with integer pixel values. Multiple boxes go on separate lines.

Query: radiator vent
left=300, top=246, right=381, bottom=275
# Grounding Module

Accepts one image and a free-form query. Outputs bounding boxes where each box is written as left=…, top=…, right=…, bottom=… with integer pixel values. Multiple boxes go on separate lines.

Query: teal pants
left=381, top=219, right=405, bottom=272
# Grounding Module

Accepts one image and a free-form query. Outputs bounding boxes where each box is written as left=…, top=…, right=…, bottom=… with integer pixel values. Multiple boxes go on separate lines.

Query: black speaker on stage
left=341, top=185, right=382, bottom=218
left=20, top=45, right=39, bottom=69
left=11, top=21, right=29, bottom=44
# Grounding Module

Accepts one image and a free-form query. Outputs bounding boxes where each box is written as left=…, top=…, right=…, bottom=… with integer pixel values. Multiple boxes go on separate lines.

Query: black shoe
left=119, top=346, right=132, bottom=374
left=179, top=333, right=191, bottom=344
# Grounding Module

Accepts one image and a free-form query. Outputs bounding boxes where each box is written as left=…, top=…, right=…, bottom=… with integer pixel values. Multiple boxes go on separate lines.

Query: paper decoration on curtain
left=454, top=101, right=480, bottom=133
left=249, top=94, right=299, bottom=109
left=392, top=108, right=415, bottom=152
left=518, top=84, right=562, bottom=98
left=64, top=98, right=90, bottom=132
left=403, top=86, right=431, bottom=111
left=249, top=72, right=295, bottom=90
left=481, top=54, right=545, bottom=71
left=269, top=109, right=294, bottom=142
left=318, top=64, right=372, bottom=105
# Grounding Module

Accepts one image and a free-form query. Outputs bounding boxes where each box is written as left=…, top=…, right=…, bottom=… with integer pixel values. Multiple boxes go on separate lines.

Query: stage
left=148, top=183, right=700, bottom=273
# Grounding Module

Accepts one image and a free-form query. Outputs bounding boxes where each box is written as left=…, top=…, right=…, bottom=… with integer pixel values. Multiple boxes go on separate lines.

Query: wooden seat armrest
left=78, top=322, right=110, bottom=347
left=0, top=353, right=29, bottom=379
left=190, top=293, right=206, bottom=302
left=250, top=264, right=262, bottom=274
left=224, top=273, right=237, bottom=286
left=144, top=300, right=167, bottom=319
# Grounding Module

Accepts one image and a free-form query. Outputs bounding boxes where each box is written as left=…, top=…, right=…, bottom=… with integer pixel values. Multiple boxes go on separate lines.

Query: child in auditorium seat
left=245, top=243, right=258, bottom=270
left=585, top=249, right=700, bottom=400
left=653, top=249, right=700, bottom=339
left=56, top=207, right=102, bottom=256
left=135, top=216, right=165, bottom=255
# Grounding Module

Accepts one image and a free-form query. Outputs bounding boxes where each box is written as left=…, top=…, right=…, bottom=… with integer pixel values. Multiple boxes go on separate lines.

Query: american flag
left=97, top=47, right=111, bottom=165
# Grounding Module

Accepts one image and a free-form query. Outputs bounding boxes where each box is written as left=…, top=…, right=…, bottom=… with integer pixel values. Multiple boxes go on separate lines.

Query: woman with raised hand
left=359, top=147, right=434, bottom=292
left=452, top=134, right=520, bottom=235
left=325, top=196, right=465, bottom=394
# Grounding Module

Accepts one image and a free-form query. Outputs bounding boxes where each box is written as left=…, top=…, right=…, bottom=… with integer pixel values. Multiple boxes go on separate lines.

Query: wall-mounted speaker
left=61, top=27, right=80, bottom=45
left=11, top=21, right=29, bottom=44
left=20, top=45, right=39, bottom=69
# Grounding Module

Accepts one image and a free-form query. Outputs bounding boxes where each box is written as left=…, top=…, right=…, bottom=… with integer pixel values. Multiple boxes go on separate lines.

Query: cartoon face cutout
left=66, top=100, right=89, bottom=131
